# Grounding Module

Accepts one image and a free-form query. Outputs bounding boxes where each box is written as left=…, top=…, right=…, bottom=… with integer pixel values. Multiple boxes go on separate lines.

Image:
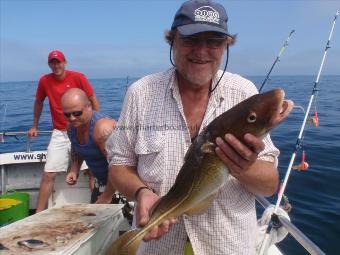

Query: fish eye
left=247, top=112, right=257, bottom=123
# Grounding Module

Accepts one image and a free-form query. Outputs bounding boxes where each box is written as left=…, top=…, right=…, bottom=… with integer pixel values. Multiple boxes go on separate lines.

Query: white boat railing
left=256, top=195, right=325, bottom=255
left=0, top=130, right=52, bottom=152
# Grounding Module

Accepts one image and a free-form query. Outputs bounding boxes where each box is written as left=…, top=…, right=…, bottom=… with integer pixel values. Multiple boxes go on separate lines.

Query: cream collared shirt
left=107, top=68, right=279, bottom=255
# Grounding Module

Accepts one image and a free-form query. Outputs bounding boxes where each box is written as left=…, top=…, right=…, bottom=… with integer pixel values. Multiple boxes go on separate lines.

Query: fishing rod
left=259, top=30, right=295, bottom=92
left=258, top=10, right=339, bottom=255
left=126, top=75, right=129, bottom=91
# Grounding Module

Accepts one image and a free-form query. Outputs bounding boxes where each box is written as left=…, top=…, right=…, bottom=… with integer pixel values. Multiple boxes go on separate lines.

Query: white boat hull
left=1, top=151, right=91, bottom=210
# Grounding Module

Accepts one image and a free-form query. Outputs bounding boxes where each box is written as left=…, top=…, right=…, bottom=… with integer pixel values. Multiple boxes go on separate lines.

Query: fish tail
left=106, top=228, right=144, bottom=255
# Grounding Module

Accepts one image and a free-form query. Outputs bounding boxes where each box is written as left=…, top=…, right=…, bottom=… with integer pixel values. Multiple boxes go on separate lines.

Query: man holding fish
left=106, top=0, right=293, bottom=254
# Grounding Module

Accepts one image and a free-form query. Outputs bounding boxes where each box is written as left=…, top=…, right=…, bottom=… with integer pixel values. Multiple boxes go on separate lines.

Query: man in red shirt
left=28, top=50, right=100, bottom=212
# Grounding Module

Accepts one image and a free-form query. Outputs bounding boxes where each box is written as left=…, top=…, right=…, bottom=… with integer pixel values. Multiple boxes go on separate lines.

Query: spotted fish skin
left=107, top=88, right=293, bottom=255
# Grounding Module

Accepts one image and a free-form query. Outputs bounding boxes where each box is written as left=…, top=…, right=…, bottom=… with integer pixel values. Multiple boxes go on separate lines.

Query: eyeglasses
left=180, top=36, right=227, bottom=49
left=63, top=110, right=83, bottom=118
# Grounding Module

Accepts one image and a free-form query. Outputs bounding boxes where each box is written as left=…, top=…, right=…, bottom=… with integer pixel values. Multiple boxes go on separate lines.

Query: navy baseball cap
left=171, top=0, right=231, bottom=37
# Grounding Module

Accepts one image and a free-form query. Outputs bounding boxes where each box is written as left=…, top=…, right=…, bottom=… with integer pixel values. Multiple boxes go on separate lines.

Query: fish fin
left=200, top=142, right=216, bottom=154
left=184, top=193, right=217, bottom=216
left=106, top=229, right=142, bottom=255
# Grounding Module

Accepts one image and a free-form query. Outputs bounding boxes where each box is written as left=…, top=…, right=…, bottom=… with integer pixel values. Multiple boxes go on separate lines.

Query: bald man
left=62, top=88, right=116, bottom=203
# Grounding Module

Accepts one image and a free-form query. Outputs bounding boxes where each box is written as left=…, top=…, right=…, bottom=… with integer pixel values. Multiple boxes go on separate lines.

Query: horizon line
left=1, top=74, right=340, bottom=84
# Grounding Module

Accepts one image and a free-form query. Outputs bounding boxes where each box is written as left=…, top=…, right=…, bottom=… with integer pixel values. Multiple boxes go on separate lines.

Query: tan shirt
left=107, top=68, right=279, bottom=255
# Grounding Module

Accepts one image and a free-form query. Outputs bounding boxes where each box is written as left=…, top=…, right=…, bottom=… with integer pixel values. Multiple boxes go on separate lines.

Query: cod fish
left=107, top=88, right=294, bottom=255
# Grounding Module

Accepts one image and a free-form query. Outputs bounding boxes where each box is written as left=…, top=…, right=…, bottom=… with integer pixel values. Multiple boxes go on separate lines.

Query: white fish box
left=0, top=203, right=124, bottom=254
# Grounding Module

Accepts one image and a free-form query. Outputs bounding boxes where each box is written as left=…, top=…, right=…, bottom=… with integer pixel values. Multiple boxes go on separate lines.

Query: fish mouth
left=266, top=89, right=294, bottom=129
left=279, top=99, right=294, bottom=120
left=271, top=91, right=294, bottom=127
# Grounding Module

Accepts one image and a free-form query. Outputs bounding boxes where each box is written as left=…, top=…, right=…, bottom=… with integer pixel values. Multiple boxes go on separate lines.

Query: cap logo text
left=194, top=6, right=219, bottom=25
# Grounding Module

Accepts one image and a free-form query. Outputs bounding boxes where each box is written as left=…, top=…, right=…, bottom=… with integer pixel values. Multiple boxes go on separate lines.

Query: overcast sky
left=1, top=0, right=339, bottom=82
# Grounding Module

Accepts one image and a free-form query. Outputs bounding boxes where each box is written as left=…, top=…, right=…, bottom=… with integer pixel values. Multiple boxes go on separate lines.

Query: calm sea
left=0, top=75, right=339, bottom=255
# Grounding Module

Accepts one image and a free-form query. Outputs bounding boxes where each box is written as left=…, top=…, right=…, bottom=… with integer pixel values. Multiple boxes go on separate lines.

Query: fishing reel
left=112, top=193, right=134, bottom=225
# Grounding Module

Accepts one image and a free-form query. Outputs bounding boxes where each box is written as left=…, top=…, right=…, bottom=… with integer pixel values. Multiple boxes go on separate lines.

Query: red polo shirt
left=36, top=70, right=94, bottom=130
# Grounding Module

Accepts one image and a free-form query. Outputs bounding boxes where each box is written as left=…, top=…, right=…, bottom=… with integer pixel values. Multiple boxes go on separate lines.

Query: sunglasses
left=180, top=36, right=227, bottom=49
left=63, top=110, right=83, bottom=118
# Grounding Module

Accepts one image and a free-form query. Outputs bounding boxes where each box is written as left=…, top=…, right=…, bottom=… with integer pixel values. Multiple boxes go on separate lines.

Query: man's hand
left=28, top=127, right=38, bottom=137
left=135, top=189, right=178, bottom=241
left=66, top=172, right=78, bottom=185
left=215, top=133, right=265, bottom=177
